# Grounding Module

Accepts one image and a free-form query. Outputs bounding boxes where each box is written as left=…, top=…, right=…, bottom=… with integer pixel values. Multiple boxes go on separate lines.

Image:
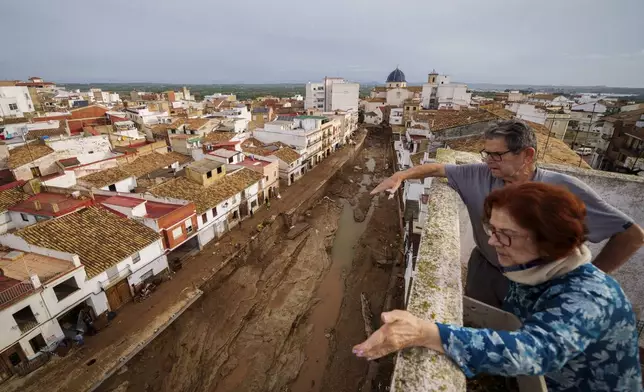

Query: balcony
left=99, top=266, right=132, bottom=290
left=0, top=280, right=35, bottom=308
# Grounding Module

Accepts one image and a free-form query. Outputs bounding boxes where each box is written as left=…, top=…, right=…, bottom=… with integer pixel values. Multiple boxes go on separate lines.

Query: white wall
left=386, top=88, right=411, bottom=107
left=330, top=83, right=359, bottom=111
left=0, top=211, right=14, bottom=234
left=390, top=108, right=404, bottom=125
left=99, top=176, right=137, bottom=192
left=12, top=152, right=59, bottom=181
left=0, top=292, right=54, bottom=355
left=41, top=170, right=77, bottom=188
left=9, top=211, right=42, bottom=230
left=0, top=86, right=34, bottom=116
left=46, top=135, right=113, bottom=164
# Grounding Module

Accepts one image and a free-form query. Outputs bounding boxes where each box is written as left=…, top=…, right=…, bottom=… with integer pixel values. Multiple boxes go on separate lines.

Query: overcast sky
left=2, top=0, right=643, bottom=87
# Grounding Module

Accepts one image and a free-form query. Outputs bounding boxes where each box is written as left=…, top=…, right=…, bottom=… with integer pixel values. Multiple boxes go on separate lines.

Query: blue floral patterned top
left=436, top=264, right=643, bottom=391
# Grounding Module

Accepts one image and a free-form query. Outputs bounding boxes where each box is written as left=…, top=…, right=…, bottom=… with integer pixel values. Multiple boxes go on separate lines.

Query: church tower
left=386, top=67, right=407, bottom=89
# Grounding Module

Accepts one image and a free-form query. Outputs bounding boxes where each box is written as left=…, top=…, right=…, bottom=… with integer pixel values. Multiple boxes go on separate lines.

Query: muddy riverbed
left=97, top=129, right=400, bottom=392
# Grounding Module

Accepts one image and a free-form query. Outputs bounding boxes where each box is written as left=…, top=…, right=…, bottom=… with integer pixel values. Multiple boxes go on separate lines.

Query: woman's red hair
left=484, top=182, right=587, bottom=260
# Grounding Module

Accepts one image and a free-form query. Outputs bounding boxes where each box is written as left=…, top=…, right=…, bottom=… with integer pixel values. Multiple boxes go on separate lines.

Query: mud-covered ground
left=97, top=128, right=401, bottom=392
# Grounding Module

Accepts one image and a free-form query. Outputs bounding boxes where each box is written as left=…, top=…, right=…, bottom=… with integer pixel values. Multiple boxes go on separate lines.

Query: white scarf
left=501, top=245, right=592, bottom=286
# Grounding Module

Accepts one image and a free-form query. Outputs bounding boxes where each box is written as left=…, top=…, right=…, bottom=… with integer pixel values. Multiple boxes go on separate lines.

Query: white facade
left=364, top=107, right=383, bottom=125
left=46, top=134, right=114, bottom=164
left=386, top=88, right=414, bottom=107
left=507, top=103, right=546, bottom=124
left=305, top=77, right=359, bottom=112
left=124, top=107, right=172, bottom=126
left=421, top=72, right=471, bottom=109
left=1, top=121, right=62, bottom=140
left=390, top=108, right=404, bottom=125
left=0, top=86, right=35, bottom=117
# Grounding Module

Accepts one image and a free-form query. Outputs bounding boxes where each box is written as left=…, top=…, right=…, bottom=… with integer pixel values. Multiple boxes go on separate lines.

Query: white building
left=0, top=207, right=167, bottom=373
left=420, top=70, right=472, bottom=110
left=124, top=107, right=172, bottom=126
left=364, top=107, right=383, bottom=125
left=0, top=86, right=35, bottom=118
left=565, top=102, right=607, bottom=148
left=390, top=108, right=404, bottom=125
left=305, top=77, right=359, bottom=112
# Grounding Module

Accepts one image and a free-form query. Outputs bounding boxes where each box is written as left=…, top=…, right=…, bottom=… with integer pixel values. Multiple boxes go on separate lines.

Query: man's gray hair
left=484, top=120, right=537, bottom=153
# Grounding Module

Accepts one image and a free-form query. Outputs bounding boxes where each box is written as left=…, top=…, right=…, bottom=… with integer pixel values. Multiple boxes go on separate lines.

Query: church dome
left=386, top=68, right=406, bottom=83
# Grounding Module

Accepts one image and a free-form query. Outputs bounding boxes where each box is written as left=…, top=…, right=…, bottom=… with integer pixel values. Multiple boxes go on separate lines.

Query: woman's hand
left=370, top=173, right=403, bottom=195
left=352, top=310, right=442, bottom=361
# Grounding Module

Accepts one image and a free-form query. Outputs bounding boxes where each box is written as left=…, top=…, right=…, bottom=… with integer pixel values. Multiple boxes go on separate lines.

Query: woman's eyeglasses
left=482, top=222, right=512, bottom=247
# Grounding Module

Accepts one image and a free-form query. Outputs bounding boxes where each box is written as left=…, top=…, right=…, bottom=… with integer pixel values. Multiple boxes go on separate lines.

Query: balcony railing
left=0, top=280, right=35, bottom=308
left=99, top=266, right=132, bottom=290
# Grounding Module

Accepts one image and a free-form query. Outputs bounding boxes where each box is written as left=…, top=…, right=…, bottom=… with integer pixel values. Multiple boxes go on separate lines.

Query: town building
left=420, top=70, right=472, bottom=110
left=0, top=181, right=30, bottom=234
left=305, top=77, right=359, bottom=112
left=123, top=107, right=172, bottom=126
left=251, top=107, right=275, bottom=128
left=94, top=193, right=198, bottom=251
left=565, top=102, right=607, bottom=148
left=364, top=107, right=383, bottom=125
left=7, top=192, right=92, bottom=230
left=591, top=108, right=644, bottom=174
left=149, top=163, right=263, bottom=249
left=369, top=68, right=422, bottom=107
left=0, top=85, right=35, bottom=118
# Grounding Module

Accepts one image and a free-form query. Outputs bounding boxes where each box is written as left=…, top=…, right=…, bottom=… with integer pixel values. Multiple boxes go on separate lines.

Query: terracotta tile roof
left=150, top=168, right=263, bottom=213
left=372, top=87, right=387, bottom=92
left=149, top=120, right=184, bottom=136
left=202, top=131, right=237, bottom=144
left=272, top=147, right=300, bottom=164
left=120, top=152, right=190, bottom=178
left=79, top=167, right=132, bottom=188
left=185, top=118, right=210, bottom=130
left=407, top=86, right=423, bottom=93
left=483, top=107, right=515, bottom=120
left=364, top=98, right=386, bottom=103
left=26, top=122, right=68, bottom=140
left=8, top=143, right=55, bottom=169
left=14, top=206, right=160, bottom=278
left=0, top=184, right=29, bottom=213
left=412, top=109, right=498, bottom=132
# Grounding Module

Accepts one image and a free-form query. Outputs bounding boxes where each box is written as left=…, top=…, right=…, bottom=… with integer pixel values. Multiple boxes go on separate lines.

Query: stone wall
left=390, top=148, right=466, bottom=392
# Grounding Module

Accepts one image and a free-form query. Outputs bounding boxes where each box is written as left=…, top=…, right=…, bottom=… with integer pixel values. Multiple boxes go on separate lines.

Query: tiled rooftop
left=185, top=118, right=210, bottom=130
left=8, top=143, right=55, bottom=169
left=149, top=120, right=184, bottom=136
left=150, top=168, right=263, bottom=213
left=120, top=152, right=190, bottom=178
left=14, top=206, right=160, bottom=278
left=9, top=192, right=92, bottom=217
left=25, top=122, right=68, bottom=140
left=412, top=109, right=498, bottom=132
left=0, top=182, right=29, bottom=214
left=187, top=159, right=224, bottom=173
left=202, top=131, right=238, bottom=144
left=273, top=147, right=300, bottom=164
left=0, top=248, right=75, bottom=283
left=95, top=194, right=189, bottom=220
left=79, top=167, right=132, bottom=188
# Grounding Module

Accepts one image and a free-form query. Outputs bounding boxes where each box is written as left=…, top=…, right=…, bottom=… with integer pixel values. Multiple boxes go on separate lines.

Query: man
left=372, top=120, right=644, bottom=308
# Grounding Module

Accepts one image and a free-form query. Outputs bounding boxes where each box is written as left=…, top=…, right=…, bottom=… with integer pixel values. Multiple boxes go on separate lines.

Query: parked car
left=575, top=147, right=593, bottom=156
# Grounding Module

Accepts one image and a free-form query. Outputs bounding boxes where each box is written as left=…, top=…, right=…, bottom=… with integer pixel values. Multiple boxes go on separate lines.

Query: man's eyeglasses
left=482, top=222, right=512, bottom=247
left=479, top=149, right=515, bottom=162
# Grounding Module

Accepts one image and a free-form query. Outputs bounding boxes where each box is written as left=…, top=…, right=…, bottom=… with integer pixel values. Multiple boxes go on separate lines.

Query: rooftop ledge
left=391, top=148, right=644, bottom=391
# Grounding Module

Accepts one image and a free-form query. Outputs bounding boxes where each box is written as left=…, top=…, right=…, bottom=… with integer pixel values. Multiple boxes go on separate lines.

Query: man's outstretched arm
left=371, top=163, right=447, bottom=195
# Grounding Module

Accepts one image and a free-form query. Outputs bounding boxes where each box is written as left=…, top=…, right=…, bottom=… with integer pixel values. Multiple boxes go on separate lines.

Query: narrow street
left=2, top=128, right=402, bottom=392
left=97, top=129, right=401, bottom=392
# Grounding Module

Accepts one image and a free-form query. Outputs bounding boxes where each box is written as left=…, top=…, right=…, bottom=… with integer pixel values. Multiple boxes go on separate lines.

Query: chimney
left=51, top=203, right=60, bottom=213
left=33, top=200, right=42, bottom=211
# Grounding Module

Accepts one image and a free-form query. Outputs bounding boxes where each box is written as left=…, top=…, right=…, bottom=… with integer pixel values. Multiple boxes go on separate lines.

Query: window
left=212, top=207, right=217, bottom=216
left=53, top=276, right=80, bottom=301
left=9, top=103, right=18, bottom=111
left=172, top=226, right=183, bottom=240
left=29, top=334, right=47, bottom=353
left=185, top=219, right=193, bottom=234
left=274, top=171, right=277, bottom=177
left=12, top=306, right=38, bottom=334
left=207, top=171, right=213, bottom=179
left=217, top=167, right=222, bottom=174
left=25, top=93, right=29, bottom=100
left=21, top=213, right=29, bottom=222
left=108, top=184, right=117, bottom=191
left=171, top=129, right=176, bottom=134
left=140, top=269, right=154, bottom=281
left=132, top=252, right=141, bottom=263
left=202, top=213, right=208, bottom=224
left=228, top=157, right=234, bottom=163
left=265, top=176, right=269, bottom=182
left=232, top=210, right=239, bottom=220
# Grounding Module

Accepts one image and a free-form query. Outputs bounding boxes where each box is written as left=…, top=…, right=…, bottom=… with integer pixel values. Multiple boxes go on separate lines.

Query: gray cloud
left=1, top=0, right=642, bottom=87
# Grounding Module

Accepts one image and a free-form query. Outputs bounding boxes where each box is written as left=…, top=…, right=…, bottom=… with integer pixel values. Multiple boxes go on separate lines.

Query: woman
left=353, top=183, right=642, bottom=391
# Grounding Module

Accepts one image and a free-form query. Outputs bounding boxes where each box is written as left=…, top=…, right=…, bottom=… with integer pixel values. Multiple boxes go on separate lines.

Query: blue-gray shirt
left=445, top=163, right=633, bottom=267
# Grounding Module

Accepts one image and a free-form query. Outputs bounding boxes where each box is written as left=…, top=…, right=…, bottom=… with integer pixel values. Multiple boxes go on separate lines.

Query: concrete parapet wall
left=391, top=148, right=466, bottom=392
left=541, top=163, right=644, bottom=315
